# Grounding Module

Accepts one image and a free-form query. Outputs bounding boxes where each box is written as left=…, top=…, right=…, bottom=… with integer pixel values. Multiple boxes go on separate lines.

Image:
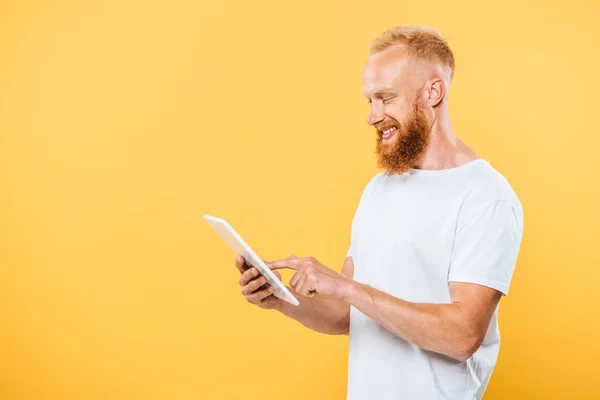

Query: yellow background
left=1, top=0, right=598, bottom=399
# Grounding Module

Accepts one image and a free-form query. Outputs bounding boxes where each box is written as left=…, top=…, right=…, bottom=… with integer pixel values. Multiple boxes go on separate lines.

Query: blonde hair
left=368, top=25, right=455, bottom=80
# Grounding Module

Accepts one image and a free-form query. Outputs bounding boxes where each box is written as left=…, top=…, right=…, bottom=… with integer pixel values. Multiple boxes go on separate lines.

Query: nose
left=366, top=104, right=384, bottom=126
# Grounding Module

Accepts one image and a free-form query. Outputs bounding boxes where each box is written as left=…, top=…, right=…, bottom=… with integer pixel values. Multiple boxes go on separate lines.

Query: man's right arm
left=236, top=255, right=354, bottom=335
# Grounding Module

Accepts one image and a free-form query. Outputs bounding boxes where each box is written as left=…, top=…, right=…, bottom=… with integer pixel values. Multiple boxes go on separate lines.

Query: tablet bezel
left=203, top=214, right=300, bottom=306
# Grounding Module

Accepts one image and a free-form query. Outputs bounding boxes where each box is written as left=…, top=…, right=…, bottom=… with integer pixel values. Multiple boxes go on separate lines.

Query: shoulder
left=364, top=171, right=388, bottom=193
left=350, top=171, right=387, bottom=197
left=456, top=160, right=524, bottom=230
left=463, top=160, right=521, bottom=206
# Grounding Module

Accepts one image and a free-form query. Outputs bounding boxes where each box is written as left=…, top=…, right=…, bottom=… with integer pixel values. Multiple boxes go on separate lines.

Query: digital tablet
left=203, top=214, right=300, bottom=306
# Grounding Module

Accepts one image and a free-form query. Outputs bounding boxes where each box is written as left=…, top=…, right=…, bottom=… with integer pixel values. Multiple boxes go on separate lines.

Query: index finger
left=268, top=259, right=302, bottom=270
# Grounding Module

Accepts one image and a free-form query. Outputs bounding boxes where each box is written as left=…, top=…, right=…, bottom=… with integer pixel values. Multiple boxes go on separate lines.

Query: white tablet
left=203, top=214, right=299, bottom=306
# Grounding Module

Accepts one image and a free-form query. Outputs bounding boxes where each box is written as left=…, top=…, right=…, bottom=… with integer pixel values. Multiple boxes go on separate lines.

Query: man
left=234, top=25, right=523, bottom=400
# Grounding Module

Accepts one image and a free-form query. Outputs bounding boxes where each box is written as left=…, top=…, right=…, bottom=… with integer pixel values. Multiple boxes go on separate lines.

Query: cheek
left=385, top=101, right=410, bottom=124
left=385, top=110, right=403, bottom=125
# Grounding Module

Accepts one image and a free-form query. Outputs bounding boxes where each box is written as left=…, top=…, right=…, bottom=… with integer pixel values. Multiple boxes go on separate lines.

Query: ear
left=427, top=79, right=445, bottom=108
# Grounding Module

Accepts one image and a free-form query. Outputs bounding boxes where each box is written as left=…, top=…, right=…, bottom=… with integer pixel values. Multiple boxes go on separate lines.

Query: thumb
left=288, top=254, right=298, bottom=259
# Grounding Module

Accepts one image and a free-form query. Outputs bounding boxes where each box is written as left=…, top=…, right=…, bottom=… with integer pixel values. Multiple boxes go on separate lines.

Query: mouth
left=379, top=126, right=398, bottom=141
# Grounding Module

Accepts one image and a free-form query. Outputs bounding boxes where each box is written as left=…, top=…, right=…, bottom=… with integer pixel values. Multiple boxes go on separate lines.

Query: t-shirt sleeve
left=344, top=172, right=385, bottom=260
left=448, top=199, right=524, bottom=295
left=346, top=223, right=354, bottom=258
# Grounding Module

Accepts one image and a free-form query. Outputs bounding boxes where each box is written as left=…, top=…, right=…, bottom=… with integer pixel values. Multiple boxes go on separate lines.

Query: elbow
left=313, top=308, right=350, bottom=335
left=454, top=347, right=475, bottom=362
left=452, top=332, right=484, bottom=362
left=322, top=324, right=349, bottom=336
left=321, top=321, right=349, bottom=335
left=333, top=311, right=351, bottom=335
left=335, top=318, right=351, bottom=335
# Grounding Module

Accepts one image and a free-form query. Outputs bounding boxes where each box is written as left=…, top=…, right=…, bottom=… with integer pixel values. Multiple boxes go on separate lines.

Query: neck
left=413, top=108, right=478, bottom=171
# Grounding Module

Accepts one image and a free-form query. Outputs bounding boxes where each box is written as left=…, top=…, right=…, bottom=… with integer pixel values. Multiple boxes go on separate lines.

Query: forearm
left=275, top=287, right=350, bottom=335
left=343, top=282, right=478, bottom=360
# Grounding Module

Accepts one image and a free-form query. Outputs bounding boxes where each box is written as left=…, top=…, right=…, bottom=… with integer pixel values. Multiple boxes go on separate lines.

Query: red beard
left=375, top=100, right=431, bottom=175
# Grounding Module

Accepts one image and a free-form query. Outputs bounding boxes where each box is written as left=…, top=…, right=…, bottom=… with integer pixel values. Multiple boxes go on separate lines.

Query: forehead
left=362, top=46, right=413, bottom=95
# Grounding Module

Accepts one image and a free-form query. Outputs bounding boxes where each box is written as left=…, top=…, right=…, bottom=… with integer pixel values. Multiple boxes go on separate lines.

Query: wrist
left=272, top=296, right=286, bottom=312
left=340, top=277, right=360, bottom=302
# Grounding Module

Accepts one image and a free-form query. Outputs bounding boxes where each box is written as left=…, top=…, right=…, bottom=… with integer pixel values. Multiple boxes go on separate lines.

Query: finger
left=294, top=272, right=310, bottom=295
left=254, top=270, right=280, bottom=291
left=302, top=275, right=318, bottom=297
left=290, top=269, right=305, bottom=288
left=235, top=255, right=252, bottom=272
left=259, top=271, right=280, bottom=290
left=238, top=267, right=259, bottom=286
left=288, top=254, right=299, bottom=259
left=241, top=275, right=268, bottom=295
left=235, top=256, right=245, bottom=272
left=268, top=259, right=302, bottom=270
left=246, top=286, right=275, bottom=304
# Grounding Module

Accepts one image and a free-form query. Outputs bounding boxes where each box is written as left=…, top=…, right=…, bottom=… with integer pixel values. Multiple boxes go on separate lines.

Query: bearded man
left=235, top=25, right=524, bottom=400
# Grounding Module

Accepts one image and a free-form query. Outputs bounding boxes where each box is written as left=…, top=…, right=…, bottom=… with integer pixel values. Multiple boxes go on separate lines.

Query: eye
left=382, top=96, right=394, bottom=104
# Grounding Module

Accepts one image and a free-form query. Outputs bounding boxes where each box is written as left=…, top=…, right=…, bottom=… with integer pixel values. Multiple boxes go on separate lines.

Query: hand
left=269, top=255, right=352, bottom=299
left=235, top=255, right=283, bottom=309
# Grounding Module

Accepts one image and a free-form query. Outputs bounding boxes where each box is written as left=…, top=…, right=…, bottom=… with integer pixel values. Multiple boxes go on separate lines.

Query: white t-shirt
left=346, top=159, right=523, bottom=400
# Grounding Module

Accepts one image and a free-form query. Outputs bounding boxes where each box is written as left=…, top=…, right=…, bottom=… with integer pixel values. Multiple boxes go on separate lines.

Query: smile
left=381, top=126, right=398, bottom=140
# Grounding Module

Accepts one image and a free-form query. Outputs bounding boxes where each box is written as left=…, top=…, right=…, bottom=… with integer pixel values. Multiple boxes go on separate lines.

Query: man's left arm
left=341, top=279, right=502, bottom=361
left=269, top=255, right=502, bottom=361
left=341, top=198, right=524, bottom=360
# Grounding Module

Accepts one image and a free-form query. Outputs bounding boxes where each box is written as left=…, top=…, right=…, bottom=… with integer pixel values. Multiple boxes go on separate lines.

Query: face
left=362, top=46, right=432, bottom=175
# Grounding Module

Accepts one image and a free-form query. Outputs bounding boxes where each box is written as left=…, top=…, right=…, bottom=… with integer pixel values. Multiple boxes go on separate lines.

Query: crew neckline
left=384, top=159, right=489, bottom=178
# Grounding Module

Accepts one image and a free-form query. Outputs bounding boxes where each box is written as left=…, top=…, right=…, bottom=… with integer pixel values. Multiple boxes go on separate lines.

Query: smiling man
left=234, top=25, right=523, bottom=400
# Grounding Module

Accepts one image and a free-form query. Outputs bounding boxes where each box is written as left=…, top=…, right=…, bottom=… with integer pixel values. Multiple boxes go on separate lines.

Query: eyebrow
left=364, top=88, right=397, bottom=98
left=375, top=90, right=396, bottom=97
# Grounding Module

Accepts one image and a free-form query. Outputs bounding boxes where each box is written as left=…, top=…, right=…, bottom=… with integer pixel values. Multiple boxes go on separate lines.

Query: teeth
left=382, top=126, right=397, bottom=135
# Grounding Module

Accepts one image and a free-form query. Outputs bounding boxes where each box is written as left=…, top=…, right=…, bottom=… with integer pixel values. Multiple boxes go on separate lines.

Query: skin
left=235, top=45, right=502, bottom=361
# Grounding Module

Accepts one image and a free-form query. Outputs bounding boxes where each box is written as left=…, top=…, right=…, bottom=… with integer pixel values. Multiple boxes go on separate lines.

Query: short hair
left=368, top=25, right=455, bottom=80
